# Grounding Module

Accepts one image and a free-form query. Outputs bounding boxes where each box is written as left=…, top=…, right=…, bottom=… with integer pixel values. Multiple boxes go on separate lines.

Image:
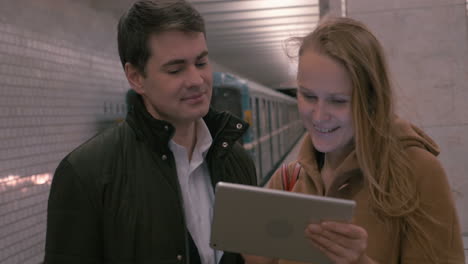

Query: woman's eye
left=331, top=99, right=348, bottom=104
left=303, top=94, right=317, bottom=100
left=332, top=100, right=346, bottom=104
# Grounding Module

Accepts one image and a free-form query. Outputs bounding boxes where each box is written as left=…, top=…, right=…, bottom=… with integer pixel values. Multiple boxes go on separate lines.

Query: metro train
left=211, top=72, right=305, bottom=185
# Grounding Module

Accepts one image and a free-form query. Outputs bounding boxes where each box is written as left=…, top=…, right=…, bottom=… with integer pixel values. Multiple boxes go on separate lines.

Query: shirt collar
left=194, top=118, right=213, bottom=158
left=168, top=119, right=213, bottom=159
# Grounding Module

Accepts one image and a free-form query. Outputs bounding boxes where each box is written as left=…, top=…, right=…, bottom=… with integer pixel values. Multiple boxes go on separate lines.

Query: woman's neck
left=323, top=140, right=354, bottom=170
left=321, top=142, right=354, bottom=191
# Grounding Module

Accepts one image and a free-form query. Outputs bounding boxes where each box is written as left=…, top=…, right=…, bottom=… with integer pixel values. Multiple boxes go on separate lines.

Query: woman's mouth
left=313, top=124, right=339, bottom=133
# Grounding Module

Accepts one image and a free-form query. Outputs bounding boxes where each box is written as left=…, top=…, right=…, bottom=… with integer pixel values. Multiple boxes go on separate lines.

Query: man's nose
left=185, top=66, right=204, bottom=87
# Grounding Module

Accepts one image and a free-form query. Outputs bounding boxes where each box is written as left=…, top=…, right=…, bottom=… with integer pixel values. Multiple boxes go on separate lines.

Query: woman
left=248, top=17, right=465, bottom=264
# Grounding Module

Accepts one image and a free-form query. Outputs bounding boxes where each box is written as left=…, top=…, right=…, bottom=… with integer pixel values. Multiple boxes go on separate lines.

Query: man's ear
left=125, top=62, right=145, bottom=95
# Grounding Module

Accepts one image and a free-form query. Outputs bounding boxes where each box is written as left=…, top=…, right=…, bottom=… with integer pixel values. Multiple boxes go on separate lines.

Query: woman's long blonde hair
left=291, top=17, right=437, bottom=262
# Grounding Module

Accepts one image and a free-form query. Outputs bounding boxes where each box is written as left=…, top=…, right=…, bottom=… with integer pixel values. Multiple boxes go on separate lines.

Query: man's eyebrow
left=161, top=59, right=186, bottom=68
left=161, top=50, right=209, bottom=68
left=197, top=50, right=209, bottom=60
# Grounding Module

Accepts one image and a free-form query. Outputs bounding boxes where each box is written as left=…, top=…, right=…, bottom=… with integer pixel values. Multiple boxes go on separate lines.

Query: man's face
left=130, top=30, right=213, bottom=126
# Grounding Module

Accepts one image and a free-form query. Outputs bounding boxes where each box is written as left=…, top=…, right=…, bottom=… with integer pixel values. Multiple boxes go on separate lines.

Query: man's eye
left=196, top=62, right=207, bottom=67
left=167, top=69, right=181, bottom=74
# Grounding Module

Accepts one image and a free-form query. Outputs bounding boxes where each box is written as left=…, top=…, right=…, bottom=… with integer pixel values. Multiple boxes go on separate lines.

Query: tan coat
left=267, top=119, right=465, bottom=264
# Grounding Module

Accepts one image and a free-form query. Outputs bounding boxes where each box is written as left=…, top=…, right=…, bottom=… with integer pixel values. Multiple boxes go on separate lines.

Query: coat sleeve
left=400, top=147, right=465, bottom=264
left=44, top=159, right=102, bottom=264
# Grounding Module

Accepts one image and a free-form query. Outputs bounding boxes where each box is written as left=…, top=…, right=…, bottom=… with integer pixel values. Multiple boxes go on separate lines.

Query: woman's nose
left=312, top=101, right=330, bottom=122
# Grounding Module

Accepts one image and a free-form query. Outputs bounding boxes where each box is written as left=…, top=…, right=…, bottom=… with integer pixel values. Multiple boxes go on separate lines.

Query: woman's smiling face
left=297, top=50, right=354, bottom=155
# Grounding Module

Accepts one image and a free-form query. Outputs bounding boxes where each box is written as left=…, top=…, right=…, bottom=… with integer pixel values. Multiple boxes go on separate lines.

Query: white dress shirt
left=169, top=119, right=223, bottom=264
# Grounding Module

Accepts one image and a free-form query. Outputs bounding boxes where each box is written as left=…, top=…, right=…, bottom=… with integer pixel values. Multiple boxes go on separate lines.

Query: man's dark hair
left=117, top=0, right=206, bottom=76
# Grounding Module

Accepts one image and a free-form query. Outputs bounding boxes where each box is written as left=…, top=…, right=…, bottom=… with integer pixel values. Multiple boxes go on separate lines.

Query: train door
left=288, top=105, right=294, bottom=148
left=260, top=98, right=271, bottom=179
left=279, top=102, right=286, bottom=158
left=267, top=100, right=275, bottom=170
left=254, top=97, right=263, bottom=182
left=275, top=101, right=282, bottom=160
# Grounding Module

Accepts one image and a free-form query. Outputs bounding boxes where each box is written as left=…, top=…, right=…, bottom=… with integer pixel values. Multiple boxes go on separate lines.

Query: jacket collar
left=125, top=90, right=249, bottom=154
left=297, top=135, right=364, bottom=198
left=297, top=118, right=441, bottom=199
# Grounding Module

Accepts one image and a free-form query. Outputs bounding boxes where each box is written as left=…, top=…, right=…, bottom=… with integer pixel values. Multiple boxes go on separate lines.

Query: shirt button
left=176, top=254, right=183, bottom=261
left=236, top=123, right=243, bottom=129
left=222, top=142, right=229, bottom=148
left=161, top=154, right=167, bottom=160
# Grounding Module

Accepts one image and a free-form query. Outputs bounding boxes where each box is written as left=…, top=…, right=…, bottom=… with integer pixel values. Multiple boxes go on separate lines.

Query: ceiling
left=189, top=0, right=320, bottom=89
left=93, top=0, right=321, bottom=89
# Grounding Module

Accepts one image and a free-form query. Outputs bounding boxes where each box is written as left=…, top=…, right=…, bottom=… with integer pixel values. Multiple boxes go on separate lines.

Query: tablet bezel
left=210, top=181, right=356, bottom=263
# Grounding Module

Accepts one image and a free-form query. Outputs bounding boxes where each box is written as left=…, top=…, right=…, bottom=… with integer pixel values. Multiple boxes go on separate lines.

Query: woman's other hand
left=242, top=254, right=278, bottom=264
left=305, top=221, right=374, bottom=264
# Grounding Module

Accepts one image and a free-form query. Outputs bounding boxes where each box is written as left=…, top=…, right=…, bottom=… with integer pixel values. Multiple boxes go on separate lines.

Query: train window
left=282, top=103, right=286, bottom=127
left=250, top=97, right=256, bottom=139
left=210, top=86, right=242, bottom=119
left=267, top=100, right=272, bottom=133
left=274, top=102, right=277, bottom=130
left=267, top=100, right=274, bottom=166
left=275, top=101, right=283, bottom=157
left=249, top=97, right=254, bottom=134
left=271, top=101, right=276, bottom=131
left=261, top=99, right=267, bottom=137
left=255, top=97, right=261, bottom=138
left=275, top=101, right=278, bottom=131
left=255, top=96, right=263, bottom=178
left=275, top=101, right=279, bottom=131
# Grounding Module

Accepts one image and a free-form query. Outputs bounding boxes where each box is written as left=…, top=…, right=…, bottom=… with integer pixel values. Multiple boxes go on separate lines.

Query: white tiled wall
left=0, top=1, right=128, bottom=263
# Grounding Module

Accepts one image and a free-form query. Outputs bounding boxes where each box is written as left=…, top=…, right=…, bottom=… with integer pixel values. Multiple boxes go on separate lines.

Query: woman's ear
left=125, top=62, right=145, bottom=95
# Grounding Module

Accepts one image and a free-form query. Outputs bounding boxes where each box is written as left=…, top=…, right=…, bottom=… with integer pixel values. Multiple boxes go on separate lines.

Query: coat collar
left=297, top=135, right=364, bottom=198
left=125, top=90, right=249, bottom=154
left=296, top=118, right=441, bottom=199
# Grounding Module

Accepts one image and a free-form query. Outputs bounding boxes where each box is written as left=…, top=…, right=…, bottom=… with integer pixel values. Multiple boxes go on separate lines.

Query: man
left=44, top=1, right=257, bottom=263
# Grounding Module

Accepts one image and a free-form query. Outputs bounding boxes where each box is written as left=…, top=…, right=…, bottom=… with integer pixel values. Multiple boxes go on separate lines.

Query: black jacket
left=44, top=92, right=257, bottom=264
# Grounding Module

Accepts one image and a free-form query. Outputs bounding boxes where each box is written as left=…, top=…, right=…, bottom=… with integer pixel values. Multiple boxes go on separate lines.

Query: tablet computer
left=210, top=182, right=356, bottom=264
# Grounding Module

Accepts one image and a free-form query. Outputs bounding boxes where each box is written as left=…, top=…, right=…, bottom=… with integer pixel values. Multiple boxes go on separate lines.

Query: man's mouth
left=182, top=93, right=204, bottom=101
